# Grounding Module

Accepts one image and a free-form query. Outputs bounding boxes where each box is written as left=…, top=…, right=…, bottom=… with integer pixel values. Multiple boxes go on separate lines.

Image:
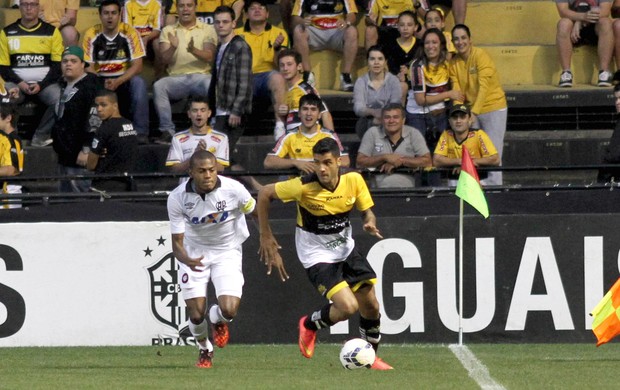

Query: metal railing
left=1, top=164, right=619, bottom=206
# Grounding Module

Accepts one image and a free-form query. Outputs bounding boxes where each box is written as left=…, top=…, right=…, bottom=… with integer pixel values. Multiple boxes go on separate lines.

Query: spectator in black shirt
left=87, top=90, right=138, bottom=192
left=52, top=46, right=98, bottom=193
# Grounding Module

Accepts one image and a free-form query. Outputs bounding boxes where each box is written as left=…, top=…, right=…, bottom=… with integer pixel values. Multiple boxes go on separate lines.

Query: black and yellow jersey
left=82, top=22, right=146, bottom=77
left=285, top=79, right=329, bottom=131
left=0, top=19, right=63, bottom=84
left=292, top=0, right=358, bottom=29
left=275, top=171, right=374, bottom=268
left=0, top=130, right=23, bottom=195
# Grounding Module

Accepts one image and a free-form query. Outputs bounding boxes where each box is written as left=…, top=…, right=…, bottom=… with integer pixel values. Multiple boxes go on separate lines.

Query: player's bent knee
left=336, top=299, right=359, bottom=318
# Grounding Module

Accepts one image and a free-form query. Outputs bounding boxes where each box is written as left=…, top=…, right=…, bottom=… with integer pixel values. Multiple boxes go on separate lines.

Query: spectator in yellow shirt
left=448, top=24, right=506, bottom=185
left=39, top=0, right=79, bottom=45
left=433, top=104, right=499, bottom=186
left=235, top=0, right=288, bottom=140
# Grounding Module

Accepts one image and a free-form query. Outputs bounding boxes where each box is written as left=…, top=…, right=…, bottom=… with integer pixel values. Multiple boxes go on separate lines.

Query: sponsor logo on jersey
left=15, top=54, right=45, bottom=67
left=210, top=135, right=221, bottom=143
left=179, top=134, right=190, bottom=143
left=325, top=237, right=347, bottom=250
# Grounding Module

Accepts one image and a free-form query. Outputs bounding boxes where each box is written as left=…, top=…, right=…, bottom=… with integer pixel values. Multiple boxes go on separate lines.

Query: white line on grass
left=449, top=344, right=506, bottom=390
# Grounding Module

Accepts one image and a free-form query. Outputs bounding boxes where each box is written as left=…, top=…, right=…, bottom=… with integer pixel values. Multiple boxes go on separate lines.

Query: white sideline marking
left=449, top=344, right=506, bottom=390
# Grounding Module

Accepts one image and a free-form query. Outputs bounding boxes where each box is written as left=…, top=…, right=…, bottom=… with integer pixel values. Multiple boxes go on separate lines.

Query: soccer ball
left=339, top=338, right=376, bottom=370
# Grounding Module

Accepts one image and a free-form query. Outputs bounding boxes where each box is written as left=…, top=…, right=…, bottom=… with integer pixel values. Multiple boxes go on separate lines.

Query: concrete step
left=20, top=129, right=614, bottom=178
left=464, top=1, right=557, bottom=45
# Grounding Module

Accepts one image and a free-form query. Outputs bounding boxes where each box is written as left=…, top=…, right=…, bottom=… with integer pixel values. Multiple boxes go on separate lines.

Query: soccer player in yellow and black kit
left=257, top=137, right=393, bottom=370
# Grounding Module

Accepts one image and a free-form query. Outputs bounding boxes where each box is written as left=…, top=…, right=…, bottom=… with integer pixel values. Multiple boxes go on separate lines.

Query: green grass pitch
left=0, top=343, right=619, bottom=389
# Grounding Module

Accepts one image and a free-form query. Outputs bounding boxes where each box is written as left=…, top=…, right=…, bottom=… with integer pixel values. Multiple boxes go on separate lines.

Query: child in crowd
left=424, top=7, right=455, bottom=58
left=381, top=10, right=421, bottom=100
left=364, top=0, right=415, bottom=50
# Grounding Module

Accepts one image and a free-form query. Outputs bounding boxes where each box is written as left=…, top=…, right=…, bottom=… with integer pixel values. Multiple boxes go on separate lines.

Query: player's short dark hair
left=277, top=48, right=302, bottom=65
left=96, top=89, right=118, bottom=103
left=214, top=5, right=235, bottom=21
left=99, top=0, right=122, bottom=14
left=382, top=103, right=405, bottom=116
left=0, top=104, right=18, bottom=128
left=189, top=150, right=217, bottom=168
left=299, top=93, right=322, bottom=109
left=186, top=96, right=210, bottom=111
left=313, top=138, right=340, bottom=157
left=452, top=23, right=471, bottom=38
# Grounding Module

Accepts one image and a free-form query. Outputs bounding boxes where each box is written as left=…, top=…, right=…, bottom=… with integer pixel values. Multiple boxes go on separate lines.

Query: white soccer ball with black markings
left=339, top=338, right=376, bottom=369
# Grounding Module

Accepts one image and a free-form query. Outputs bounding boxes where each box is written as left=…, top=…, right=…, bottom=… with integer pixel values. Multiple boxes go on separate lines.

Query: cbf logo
left=147, top=253, right=184, bottom=330
left=145, top=236, right=193, bottom=346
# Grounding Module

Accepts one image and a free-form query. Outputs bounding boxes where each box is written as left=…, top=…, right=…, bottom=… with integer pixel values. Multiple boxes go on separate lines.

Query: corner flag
left=590, top=277, right=620, bottom=346
left=455, top=148, right=489, bottom=218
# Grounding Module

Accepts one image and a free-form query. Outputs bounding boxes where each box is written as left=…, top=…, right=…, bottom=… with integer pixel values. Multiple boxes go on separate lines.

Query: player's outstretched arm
left=257, top=184, right=290, bottom=282
left=171, top=233, right=205, bottom=272
left=361, top=208, right=383, bottom=239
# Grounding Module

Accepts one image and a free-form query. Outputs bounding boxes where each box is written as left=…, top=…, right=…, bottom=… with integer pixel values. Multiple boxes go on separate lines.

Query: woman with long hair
left=352, top=45, right=403, bottom=139
left=448, top=24, right=507, bottom=185
left=407, top=28, right=463, bottom=151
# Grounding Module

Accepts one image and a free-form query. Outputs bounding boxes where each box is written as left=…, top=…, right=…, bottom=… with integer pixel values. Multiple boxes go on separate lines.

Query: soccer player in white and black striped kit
left=167, top=149, right=256, bottom=368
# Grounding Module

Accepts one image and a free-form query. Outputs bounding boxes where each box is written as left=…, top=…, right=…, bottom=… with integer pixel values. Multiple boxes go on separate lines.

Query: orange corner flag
left=455, top=148, right=489, bottom=218
left=590, top=277, right=620, bottom=346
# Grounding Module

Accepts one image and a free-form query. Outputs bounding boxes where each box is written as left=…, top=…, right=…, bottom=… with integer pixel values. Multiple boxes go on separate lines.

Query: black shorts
left=576, top=23, right=598, bottom=47
left=305, top=248, right=377, bottom=300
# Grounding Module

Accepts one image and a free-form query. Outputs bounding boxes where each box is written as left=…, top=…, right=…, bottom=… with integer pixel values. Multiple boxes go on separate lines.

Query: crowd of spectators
left=4, top=0, right=618, bottom=198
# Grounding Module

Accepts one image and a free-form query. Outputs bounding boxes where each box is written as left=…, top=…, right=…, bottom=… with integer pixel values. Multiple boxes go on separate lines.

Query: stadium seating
left=0, top=0, right=616, bottom=187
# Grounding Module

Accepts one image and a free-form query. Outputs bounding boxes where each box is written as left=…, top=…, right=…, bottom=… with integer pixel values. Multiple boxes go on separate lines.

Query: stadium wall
left=1, top=192, right=619, bottom=346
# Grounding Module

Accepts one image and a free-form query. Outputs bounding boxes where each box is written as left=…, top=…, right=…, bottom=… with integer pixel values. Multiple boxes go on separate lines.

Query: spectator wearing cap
left=0, top=0, right=63, bottom=147
left=52, top=46, right=99, bottom=193
left=433, top=104, right=499, bottom=186
left=235, top=0, right=289, bottom=140
left=356, top=103, right=431, bottom=188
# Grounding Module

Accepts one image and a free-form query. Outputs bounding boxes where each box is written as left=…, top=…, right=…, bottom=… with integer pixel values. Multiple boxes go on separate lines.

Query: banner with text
left=0, top=215, right=618, bottom=346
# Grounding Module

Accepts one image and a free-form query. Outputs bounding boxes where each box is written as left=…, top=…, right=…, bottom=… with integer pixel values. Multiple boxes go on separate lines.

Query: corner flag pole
left=458, top=198, right=464, bottom=346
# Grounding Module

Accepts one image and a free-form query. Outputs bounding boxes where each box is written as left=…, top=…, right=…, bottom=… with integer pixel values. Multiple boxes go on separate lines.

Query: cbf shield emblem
left=148, top=253, right=186, bottom=330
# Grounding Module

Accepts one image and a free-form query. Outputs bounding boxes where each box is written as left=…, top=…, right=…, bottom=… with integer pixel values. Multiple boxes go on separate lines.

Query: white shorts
left=308, top=26, right=345, bottom=52
left=178, top=244, right=244, bottom=301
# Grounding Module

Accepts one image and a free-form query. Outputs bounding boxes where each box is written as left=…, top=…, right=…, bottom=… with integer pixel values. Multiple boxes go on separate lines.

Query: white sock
left=189, top=319, right=213, bottom=351
left=208, top=305, right=231, bottom=324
